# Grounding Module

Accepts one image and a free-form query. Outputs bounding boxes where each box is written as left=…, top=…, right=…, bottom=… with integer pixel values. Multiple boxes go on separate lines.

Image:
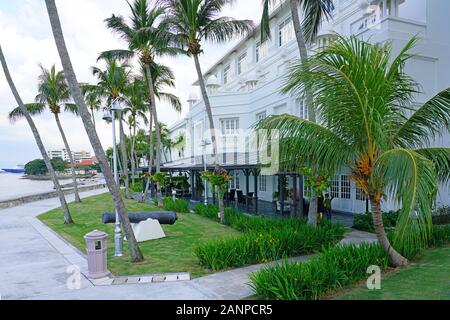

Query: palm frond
left=8, top=103, right=45, bottom=123
left=415, top=147, right=450, bottom=183
left=375, top=149, right=436, bottom=256
left=301, top=0, right=335, bottom=43
left=255, top=114, right=353, bottom=172
left=64, top=103, right=79, bottom=115
left=393, top=88, right=450, bottom=148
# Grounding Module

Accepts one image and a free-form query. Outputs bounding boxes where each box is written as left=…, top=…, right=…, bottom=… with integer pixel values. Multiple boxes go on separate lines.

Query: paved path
left=0, top=190, right=377, bottom=300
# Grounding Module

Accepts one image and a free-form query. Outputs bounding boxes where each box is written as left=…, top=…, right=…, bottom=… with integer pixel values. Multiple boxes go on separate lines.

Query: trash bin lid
left=84, top=229, right=107, bottom=240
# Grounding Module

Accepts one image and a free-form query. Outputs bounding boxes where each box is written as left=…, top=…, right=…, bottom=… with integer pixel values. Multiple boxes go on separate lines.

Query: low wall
left=0, top=183, right=107, bottom=209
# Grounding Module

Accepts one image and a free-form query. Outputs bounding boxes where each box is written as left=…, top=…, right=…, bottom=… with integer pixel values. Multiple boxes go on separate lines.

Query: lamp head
left=102, top=110, right=112, bottom=121
left=111, top=99, right=123, bottom=112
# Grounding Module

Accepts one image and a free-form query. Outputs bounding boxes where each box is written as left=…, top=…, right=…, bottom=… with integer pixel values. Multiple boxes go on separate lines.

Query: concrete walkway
left=0, top=190, right=377, bottom=300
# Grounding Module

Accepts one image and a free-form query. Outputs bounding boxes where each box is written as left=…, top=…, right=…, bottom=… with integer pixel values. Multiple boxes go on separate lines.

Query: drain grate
left=92, top=272, right=191, bottom=286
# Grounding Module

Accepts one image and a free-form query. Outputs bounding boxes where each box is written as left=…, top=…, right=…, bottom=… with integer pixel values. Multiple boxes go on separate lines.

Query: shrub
left=353, top=211, right=399, bottom=232
left=432, top=206, right=450, bottom=225
left=162, top=198, right=190, bottom=213
left=194, top=222, right=345, bottom=271
left=130, top=181, right=143, bottom=193
left=193, top=204, right=219, bottom=220
left=193, top=204, right=308, bottom=232
left=250, top=243, right=389, bottom=300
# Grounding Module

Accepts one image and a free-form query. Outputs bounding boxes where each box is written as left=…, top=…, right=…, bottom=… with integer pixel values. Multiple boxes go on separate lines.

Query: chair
left=236, top=190, right=245, bottom=204
left=228, top=189, right=236, bottom=202
left=247, top=192, right=254, bottom=207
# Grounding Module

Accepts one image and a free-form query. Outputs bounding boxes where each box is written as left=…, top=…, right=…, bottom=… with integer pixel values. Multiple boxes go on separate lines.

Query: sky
left=0, top=0, right=262, bottom=168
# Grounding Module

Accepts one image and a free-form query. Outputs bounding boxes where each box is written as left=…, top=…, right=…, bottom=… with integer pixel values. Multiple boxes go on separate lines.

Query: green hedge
left=250, top=225, right=450, bottom=300
left=353, top=211, right=399, bottom=233
left=193, top=203, right=308, bottom=232
left=250, top=243, right=389, bottom=300
left=162, top=198, right=190, bottom=213
left=194, top=219, right=345, bottom=271
left=353, top=209, right=450, bottom=233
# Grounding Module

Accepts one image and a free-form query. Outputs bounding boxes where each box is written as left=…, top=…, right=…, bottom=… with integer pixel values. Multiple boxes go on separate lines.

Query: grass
left=332, top=246, right=450, bottom=300
left=38, top=193, right=241, bottom=278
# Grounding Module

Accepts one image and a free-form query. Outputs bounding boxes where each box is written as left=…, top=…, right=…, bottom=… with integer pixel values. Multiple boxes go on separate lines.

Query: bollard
left=84, top=230, right=109, bottom=279
left=172, top=189, right=177, bottom=201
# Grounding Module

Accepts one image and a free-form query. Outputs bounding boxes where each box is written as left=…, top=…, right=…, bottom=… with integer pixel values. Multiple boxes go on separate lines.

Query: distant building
left=47, top=149, right=92, bottom=163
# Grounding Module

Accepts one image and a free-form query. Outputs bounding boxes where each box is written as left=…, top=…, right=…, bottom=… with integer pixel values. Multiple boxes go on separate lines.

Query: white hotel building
left=163, top=0, right=450, bottom=215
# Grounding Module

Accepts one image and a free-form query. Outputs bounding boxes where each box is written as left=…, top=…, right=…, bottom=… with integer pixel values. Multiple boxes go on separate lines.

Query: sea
left=0, top=173, right=72, bottom=201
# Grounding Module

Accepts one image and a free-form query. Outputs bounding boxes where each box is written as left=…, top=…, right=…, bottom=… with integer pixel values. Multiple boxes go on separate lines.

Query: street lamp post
left=103, top=99, right=123, bottom=257
left=200, top=139, right=211, bottom=205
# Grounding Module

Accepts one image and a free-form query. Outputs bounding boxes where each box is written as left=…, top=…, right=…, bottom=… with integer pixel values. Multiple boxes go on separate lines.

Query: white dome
left=206, top=75, right=220, bottom=86
left=188, top=92, right=198, bottom=101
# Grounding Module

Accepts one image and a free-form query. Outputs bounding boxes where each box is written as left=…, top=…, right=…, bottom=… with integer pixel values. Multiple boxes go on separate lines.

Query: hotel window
left=279, top=17, right=294, bottom=46
left=237, top=52, right=247, bottom=75
left=256, top=40, right=269, bottom=62
left=256, top=111, right=267, bottom=122
left=259, top=175, right=267, bottom=192
left=331, top=175, right=340, bottom=198
left=340, top=175, right=351, bottom=199
left=229, top=174, right=240, bottom=189
left=221, top=118, right=239, bottom=136
left=223, top=64, right=231, bottom=84
left=297, top=99, right=308, bottom=120
left=356, top=186, right=367, bottom=201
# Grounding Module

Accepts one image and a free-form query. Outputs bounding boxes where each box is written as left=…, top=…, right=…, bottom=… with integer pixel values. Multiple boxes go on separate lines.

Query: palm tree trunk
left=0, top=45, right=73, bottom=224
left=144, top=63, right=162, bottom=207
left=193, top=53, right=225, bottom=221
left=130, top=116, right=137, bottom=186
left=307, top=190, right=318, bottom=227
left=289, top=0, right=316, bottom=123
left=45, top=0, right=143, bottom=262
left=370, top=196, right=409, bottom=267
left=193, top=53, right=219, bottom=167
left=54, top=112, right=81, bottom=202
left=140, top=108, right=153, bottom=203
left=90, top=107, right=96, bottom=130
left=118, top=116, right=130, bottom=198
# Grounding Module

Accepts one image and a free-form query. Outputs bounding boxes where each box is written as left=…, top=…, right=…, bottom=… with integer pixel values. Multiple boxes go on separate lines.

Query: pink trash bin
left=84, top=230, right=109, bottom=279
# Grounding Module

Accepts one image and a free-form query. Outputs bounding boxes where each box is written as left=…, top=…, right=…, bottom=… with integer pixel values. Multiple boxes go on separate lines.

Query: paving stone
left=138, top=276, right=153, bottom=284
left=164, top=274, right=178, bottom=282
left=126, top=277, right=140, bottom=284
left=112, top=277, right=127, bottom=285
left=177, top=273, right=190, bottom=281
left=91, top=277, right=113, bottom=286
left=152, top=275, right=166, bottom=283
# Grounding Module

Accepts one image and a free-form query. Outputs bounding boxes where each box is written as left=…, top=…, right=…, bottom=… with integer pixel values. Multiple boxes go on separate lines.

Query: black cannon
left=102, top=212, right=178, bottom=225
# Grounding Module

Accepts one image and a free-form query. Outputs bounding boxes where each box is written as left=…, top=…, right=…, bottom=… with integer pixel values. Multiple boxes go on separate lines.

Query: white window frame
left=279, top=16, right=294, bottom=47
left=340, top=175, right=351, bottom=199
left=356, top=186, right=367, bottom=201
left=331, top=175, right=340, bottom=198
left=297, top=99, right=309, bottom=120
left=259, top=175, right=267, bottom=192
left=256, top=111, right=267, bottom=122
left=237, top=52, right=247, bottom=75
left=223, top=64, right=231, bottom=84
left=221, top=118, right=239, bottom=136
left=256, top=40, right=269, bottom=62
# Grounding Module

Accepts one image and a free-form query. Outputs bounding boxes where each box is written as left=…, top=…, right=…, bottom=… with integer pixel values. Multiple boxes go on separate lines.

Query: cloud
left=0, top=0, right=261, bottom=167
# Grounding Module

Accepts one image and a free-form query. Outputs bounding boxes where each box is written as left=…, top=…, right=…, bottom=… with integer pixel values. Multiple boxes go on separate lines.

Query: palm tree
left=257, top=36, right=450, bottom=267
left=9, top=64, right=82, bottom=203
left=80, top=84, right=102, bottom=130
left=160, top=0, right=253, bottom=167
left=123, top=78, right=149, bottom=186
left=140, top=62, right=181, bottom=202
left=160, top=0, right=253, bottom=223
left=261, top=0, right=334, bottom=129
left=102, top=0, right=182, bottom=207
left=92, top=58, right=131, bottom=198
left=45, top=0, right=143, bottom=262
left=0, top=45, right=74, bottom=224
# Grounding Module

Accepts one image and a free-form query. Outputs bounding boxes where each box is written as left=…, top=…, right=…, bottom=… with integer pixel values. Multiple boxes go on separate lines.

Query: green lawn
left=333, top=246, right=450, bottom=300
left=38, top=193, right=241, bottom=278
